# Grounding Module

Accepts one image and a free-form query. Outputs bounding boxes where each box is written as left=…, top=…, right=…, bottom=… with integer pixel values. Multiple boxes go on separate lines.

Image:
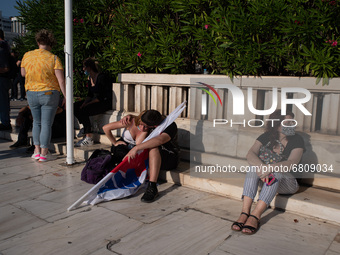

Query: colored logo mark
left=198, top=82, right=223, bottom=115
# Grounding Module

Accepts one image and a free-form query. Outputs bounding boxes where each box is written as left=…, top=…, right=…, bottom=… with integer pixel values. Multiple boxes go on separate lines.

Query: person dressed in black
left=9, top=105, right=32, bottom=148
left=74, top=58, right=112, bottom=147
left=10, top=50, right=26, bottom=101
left=10, top=103, right=66, bottom=149
left=0, top=29, right=12, bottom=130
left=123, top=110, right=180, bottom=202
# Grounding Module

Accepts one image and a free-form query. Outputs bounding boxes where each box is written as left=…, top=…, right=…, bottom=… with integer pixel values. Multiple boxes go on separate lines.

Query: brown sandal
left=231, top=212, right=249, bottom=231
left=242, top=214, right=260, bottom=235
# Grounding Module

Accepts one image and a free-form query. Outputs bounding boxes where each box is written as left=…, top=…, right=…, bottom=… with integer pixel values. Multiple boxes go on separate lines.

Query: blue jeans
left=27, top=90, right=59, bottom=148
left=0, top=77, right=11, bottom=126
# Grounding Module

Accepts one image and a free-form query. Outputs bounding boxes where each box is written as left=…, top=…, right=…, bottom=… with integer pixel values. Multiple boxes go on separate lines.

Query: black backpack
left=81, top=145, right=132, bottom=184
left=81, top=149, right=116, bottom=184
left=110, top=144, right=131, bottom=162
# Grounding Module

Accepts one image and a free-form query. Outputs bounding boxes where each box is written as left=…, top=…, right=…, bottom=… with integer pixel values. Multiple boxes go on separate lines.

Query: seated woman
left=231, top=109, right=305, bottom=235
left=74, top=58, right=112, bottom=147
left=123, top=110, right=180, bottom=203
left=102, top=111, right=149, bottom=162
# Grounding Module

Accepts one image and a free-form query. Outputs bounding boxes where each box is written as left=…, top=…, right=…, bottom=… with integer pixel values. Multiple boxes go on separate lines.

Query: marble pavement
left=0, top=139, right=339, bottom=255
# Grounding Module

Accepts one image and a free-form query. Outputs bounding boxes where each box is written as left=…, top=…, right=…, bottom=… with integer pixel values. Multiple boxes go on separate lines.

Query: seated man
left=123, top=110, right=180, bottom=202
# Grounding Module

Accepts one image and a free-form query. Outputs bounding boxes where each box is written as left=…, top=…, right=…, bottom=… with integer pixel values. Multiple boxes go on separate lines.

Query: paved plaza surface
left=0, top=139, right=339, bottom=255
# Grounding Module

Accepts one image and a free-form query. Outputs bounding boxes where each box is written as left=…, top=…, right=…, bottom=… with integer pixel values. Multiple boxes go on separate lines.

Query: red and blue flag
left=68, top=101, right=186, bottom=211
left=86, top=149, right=149, bottom=205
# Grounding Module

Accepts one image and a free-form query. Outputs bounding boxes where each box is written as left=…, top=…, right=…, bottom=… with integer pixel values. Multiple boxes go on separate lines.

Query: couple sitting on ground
left=72, top=59, right=180, bottom=202
left=101, top=109, right=180, bottom=203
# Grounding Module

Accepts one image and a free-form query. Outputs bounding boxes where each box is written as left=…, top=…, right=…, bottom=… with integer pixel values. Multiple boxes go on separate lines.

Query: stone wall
left=108, top=74, right=340, bottom=190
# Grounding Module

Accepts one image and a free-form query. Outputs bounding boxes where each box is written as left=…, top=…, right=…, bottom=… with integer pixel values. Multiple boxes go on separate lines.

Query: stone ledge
left=2, top=128, right=339, bottom=191
left=75, top=111, right=340, bottom=172
left=1, top=129, right=339, bottom=224
left=159, top=162, right=340, bottom=225
left=118, top=73, right=340, bottom=92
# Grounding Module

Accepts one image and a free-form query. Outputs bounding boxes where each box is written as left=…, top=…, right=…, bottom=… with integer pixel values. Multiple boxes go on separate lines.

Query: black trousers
left=74, top=100, right=111, bottom=134
left=159, top=146, right=179, bottom=170
left=11, top=74, right=25, bottom=99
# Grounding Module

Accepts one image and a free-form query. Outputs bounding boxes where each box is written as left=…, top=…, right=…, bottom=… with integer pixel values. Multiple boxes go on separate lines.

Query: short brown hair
left=35, top=29, right=56, bottom=47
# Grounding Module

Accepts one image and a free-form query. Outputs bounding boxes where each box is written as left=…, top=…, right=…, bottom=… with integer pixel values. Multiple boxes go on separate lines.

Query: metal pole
left=65, top=0, right=75, bottom=165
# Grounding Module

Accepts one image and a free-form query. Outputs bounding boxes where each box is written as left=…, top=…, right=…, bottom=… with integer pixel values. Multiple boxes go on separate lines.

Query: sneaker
left=75, top=137, right=94, bottom=147
left=31, top=152, right=40, bottom=160
left=39, top=151, right=57, bottom=162
left=77, top=128, right=85, bottom=138
left=9, top=140, right=29, bottom=149
left=141, top=182, right=159, bottom=203
left=0, top=124, right=12, bottom=131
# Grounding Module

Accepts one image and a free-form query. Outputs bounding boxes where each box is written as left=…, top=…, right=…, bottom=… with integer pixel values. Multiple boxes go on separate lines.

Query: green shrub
left=14, top=0, right=339, bottom=95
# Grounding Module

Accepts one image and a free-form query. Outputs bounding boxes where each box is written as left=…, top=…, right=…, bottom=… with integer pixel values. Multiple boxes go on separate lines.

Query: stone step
left=2, top=129, right=340, bottom=224
left=10, top=105, right=339, bottom=190
left=159, top=161, right=340, bottom=225
left=181, top=149, right=340, bottom=192
left=9, top=100, right=29, bottom=127
left=2, top=128, right=340, bottom=191
left=0, top=129, right=110, bottom=162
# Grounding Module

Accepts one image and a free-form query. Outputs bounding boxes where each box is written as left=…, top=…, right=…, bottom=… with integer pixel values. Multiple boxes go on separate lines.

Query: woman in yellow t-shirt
left=21, top=29, right=66, bottom=162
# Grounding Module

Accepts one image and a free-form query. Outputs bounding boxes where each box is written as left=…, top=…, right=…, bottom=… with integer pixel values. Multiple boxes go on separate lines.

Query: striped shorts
left=242, top=166, right=299, bottom=206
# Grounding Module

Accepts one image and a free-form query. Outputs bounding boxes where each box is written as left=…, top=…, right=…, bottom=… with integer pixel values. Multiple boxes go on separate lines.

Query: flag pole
left=65, top=0, right=75, bottom=165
